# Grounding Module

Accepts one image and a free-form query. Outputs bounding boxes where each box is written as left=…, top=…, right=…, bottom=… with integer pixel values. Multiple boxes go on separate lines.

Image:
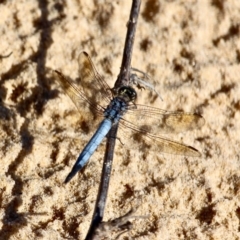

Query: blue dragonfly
left=54, top=51, right=204, bottom=183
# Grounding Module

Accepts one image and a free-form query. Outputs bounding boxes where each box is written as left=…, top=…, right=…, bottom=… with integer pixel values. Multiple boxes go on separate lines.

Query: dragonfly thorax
left=104, top=98, right=128, bottom=124
left=104, top=86, right=136, bottom=124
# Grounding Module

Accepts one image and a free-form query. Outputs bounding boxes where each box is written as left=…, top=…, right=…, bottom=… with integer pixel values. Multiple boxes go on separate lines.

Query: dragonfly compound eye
left=118, top=86, right=137, bottom=102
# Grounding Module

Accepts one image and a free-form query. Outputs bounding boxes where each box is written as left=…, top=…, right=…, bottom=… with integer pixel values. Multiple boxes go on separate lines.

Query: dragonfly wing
left=54, top=70, right=106, bottom=133
left=78, top=51, right=112, bottom=105
left=118, top=121, right=201, bottom=157
left=124, top=104, right=205, bottom=135
left=118, top=104, right=204, bottom=157
left=54, top=52, right=112, bottom=132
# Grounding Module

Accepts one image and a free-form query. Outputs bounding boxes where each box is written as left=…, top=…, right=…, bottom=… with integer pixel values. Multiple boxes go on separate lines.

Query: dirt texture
left=0, top=0, right=240, bottom=239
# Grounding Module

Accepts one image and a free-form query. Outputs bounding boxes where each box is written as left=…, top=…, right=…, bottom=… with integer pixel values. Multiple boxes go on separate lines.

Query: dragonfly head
left=117, top=86, right=137, bottom=102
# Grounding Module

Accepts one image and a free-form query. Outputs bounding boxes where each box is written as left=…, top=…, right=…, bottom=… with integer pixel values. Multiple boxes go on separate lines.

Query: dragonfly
left=54, top=51, right=205, bottom=183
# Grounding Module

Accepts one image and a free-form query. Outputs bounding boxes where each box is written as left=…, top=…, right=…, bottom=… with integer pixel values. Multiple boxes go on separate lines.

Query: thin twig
left=84, top=0, right=141, bottom=239
left=114, top=0, right=141, bottom=89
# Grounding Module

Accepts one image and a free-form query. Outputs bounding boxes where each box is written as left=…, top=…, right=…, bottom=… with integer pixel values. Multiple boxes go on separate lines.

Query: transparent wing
left=118, top=122, right=201, bottom=157
left=118, top=104, right=205, bottom=157
left=124, top=104, right=204, bottom=134
left=53, top=52, right=112, bottom=132
left=78, top=51, right=112, bottom=104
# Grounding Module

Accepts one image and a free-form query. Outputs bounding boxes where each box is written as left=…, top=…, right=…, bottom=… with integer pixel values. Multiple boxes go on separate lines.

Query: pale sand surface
left=0, top=1, right=240, bottom=239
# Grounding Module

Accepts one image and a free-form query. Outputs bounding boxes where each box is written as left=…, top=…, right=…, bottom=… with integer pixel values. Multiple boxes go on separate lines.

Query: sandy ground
left=0, top=0, right=240, bottom=239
